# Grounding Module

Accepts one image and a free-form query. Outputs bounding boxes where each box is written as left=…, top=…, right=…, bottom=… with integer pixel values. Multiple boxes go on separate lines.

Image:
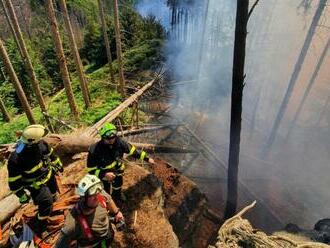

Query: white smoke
left=135, top=0, right=330, bottom=231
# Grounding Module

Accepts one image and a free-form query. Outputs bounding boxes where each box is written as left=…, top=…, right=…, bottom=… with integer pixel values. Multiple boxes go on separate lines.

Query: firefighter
left=87, top=122, right=155, bottom=203
left=55, top=174, right=124, bottom=248
left=7, top=124, right=63, bottom=234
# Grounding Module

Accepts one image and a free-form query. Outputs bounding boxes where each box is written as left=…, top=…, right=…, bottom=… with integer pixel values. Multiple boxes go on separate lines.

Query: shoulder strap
left=73, top=204, right=94, bottom=241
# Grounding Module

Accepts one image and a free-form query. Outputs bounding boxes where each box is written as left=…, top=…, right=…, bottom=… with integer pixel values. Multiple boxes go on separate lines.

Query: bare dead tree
left=5, top=0, right=54, bottom=131
left=58, top=0, right=91, bottom=109
left=113, top=0, right=125, bottom=97
left=196, top=0, right=210, bottom=80
left=262, top=0, right=327, bottom=157
left=287, top=36, right=330, bottom=139
left=45, top=0, right=79, bottom=119
left=224, top=0, right=249, bottom=219
left=0, top=0, right=24, bottom=57
left=98, top=0, right=116, bottom=85
left=0, top=38, right=35, bottom=124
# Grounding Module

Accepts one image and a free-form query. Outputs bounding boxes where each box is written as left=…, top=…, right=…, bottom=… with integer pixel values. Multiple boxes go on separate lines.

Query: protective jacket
left=7, top=140, right=62, bottom=199
left=55, top=192, right=114, bottom=248
left=87, top=137, right=149, bottom=180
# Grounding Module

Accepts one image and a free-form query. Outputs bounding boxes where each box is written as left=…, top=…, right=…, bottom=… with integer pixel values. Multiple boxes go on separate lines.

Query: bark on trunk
left=0, top=38, right=35, bottom=124
left=45, top=0, right=79, bottom=119
left=58, top=0, right=91, bottom=109
left=98, top=0, right=116, bottom=85
left=224, top=0, right=249, bottom=219
left=0, top=97, right=11, bottom=122
left=113, top=0, right=125, bottom=97
left=5, top=0, right=54, bottom=131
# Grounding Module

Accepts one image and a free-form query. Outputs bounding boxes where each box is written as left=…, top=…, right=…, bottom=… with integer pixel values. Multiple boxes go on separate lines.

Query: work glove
left=19, top=193, right=30, bottom=204
left=51, top=159, right=63, bottom=173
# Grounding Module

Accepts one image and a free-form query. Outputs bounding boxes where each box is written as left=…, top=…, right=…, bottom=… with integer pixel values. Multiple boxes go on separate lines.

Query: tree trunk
left=287, top=36, right=330, bottom=139
left=98, top=0, right=116, bottom=85
left=5, top=0, right=54, bottom=131
left=45, top=0, right=79, bottom=119
left=196, top=0, right=209, bottom=80
left=263, top=0, right=327, bottom=156
left=0, top=96, right=11, bottom=122
left=0, top=38, right=35, bottom=124
left=224, top=0, right=249, bottom=219
left=0, top=0, right=24, bottom=57
left=58, top=0, right=91, bottom=109
left=113, top=0, right=125, bottom=97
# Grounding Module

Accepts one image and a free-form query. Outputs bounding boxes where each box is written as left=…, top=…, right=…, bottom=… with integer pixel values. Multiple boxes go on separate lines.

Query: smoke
left=135, top=0, right=330, bottom=231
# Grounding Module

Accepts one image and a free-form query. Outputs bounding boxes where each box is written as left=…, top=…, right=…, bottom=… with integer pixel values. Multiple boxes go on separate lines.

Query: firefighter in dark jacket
left=87, top=122, right=155, bottom=203
left=55, top=174, right=124, bottom=248
left=7, top=124, right=63, bottom=233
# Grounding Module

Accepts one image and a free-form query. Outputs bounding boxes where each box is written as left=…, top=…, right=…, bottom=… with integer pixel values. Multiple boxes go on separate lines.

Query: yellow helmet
left=16, top=124, right=48, bottom=153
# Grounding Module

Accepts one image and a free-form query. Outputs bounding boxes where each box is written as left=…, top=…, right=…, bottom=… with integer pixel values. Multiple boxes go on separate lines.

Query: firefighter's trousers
left=28, top=174, right=58, bottom=219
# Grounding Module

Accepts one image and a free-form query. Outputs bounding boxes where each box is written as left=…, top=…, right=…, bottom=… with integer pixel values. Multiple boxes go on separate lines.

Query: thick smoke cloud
left=135, top=0, right=330, bottom=231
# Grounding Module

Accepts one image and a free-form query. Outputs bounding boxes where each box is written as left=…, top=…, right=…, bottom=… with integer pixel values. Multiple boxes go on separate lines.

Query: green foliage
left=66, top=0, right=98, bottom=21
left=0, top=38, right=52, bottom=114
left=79, top=5, right=165, bottom=72
left=79, top=20, right=110, bottom=68
left=139, top=15, right=165, bottom=41
left=120, top=6, right=143, bottom=48
left=0, top=0, right=165, bottom=143
left=124, top=39, right=164, bottom=72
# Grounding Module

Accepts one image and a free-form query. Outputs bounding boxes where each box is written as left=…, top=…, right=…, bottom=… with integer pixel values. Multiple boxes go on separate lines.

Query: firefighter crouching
left=7, top=124, right=63, bottom=234
left=87, top=122, right=155, bottom=203
left=55, top=174, right=124, bottom=248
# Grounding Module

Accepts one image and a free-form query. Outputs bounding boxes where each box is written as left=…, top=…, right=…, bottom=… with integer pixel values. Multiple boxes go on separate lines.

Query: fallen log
left=86, top=77, right=159, bottom=137
left=0, top=134, right=195, bottom=161
left=119, top=124, right=181, bottom=137
left=0, top=194, right=20, bottom=224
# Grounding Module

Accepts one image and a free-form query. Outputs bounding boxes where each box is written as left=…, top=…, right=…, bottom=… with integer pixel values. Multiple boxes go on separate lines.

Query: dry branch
left=86, top=77, right=159, bottom=137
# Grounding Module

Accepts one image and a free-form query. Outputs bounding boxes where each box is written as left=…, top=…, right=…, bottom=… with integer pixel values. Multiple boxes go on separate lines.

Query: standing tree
left=262, top=0, right=327, bottom=156
left=98, top=0, right=116, bottom=85
left=0, top=38, right=35, bottom=124
left=113, top=0, right=125, bottom=97
left=45, top=0, right=79, bottom=119
left=224, top=0, right=249, bottom=219
left=5, top=0, right=54, bottom=131
left=58, top=0, right=91, bottom=109
left=0, top=96, right=11, bottom=122
left=0, top=0, right=24, bottom=57
left=287, top=36, right=330, bottom=139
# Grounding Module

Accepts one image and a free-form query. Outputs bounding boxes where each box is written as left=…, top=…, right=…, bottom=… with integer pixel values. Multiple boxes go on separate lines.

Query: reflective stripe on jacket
left=87, top=137, right=149, bottom=180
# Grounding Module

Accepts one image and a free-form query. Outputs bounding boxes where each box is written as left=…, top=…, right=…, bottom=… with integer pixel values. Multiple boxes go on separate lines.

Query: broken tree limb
left=118, top=124, right=182, bottom=137
left=42, top=112, right=76, bottom=130
left=0, top=134, right=195, bottom=161
left=183, top=125, right=227, bottom=168
left=130, top=142, right=198, bottom=154
left=86, top=77, right=159, bottom=137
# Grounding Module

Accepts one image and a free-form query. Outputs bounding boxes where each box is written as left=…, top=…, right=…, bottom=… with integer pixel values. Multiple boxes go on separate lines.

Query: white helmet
left=16, top=124, right=48, bottom=153
left=77, top=174, right=103, bottom=196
